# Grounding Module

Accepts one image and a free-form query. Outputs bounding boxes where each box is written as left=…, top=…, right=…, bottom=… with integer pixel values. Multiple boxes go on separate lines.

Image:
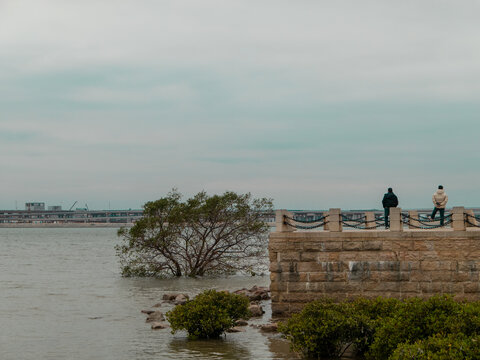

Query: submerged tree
left=116, top=190, right=273, bottom=277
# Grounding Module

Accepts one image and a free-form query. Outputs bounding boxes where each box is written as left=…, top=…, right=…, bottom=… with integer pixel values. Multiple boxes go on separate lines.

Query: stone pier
left=269, top=208, right=480, bottom=315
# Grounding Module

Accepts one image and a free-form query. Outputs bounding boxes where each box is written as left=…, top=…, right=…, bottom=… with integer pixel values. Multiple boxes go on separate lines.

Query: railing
left=275, top=207, right=480, bottom=232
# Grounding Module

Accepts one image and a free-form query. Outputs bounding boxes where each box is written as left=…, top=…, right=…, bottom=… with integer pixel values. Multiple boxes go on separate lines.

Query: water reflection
left=169, top=337, right=252, bottom=360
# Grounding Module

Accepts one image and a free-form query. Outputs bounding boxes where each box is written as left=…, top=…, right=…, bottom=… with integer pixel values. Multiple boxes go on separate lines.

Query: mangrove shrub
left=166, top=289, right=250, bottom=339
left=116, top=189, right=273, bottom=277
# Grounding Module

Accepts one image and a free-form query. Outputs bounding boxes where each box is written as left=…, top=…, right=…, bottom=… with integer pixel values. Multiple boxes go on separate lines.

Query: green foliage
left=166, top=290, right=250, bottom=339
left=366, top=295, right=480, bottom=360
left=279, top=296, right=480, bottom=360
left=278, top=298, right=364, bottom=359
left=116, top=189, right=273, bottom=277
left=390, top=334, right=480, bottom=360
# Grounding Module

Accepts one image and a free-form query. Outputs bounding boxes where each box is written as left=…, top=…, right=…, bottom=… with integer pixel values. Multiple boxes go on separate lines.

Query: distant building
left=48, top=205, right=62, bottom=211
left=25, top=202, right=45, bottom=211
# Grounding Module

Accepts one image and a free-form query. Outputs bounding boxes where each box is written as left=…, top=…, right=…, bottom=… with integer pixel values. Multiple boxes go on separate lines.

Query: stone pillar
left=389, top=207, right=403, bottom=232
left=452, top=206, right=466, bottom=231
left=275, top=209, right=295, bottom=233
left=323, top=211, right=329, bottom=231
left=465, top=209, right=478, bottom=227
left=328, top=208, right=342, bottom=232
left=365, top=212, right=375, bottom=230
left=408, top=210, right=420, bottom=229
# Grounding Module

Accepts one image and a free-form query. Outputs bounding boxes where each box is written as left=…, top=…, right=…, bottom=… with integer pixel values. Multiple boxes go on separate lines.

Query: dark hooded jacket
left=382, top=192, right=398, bottom=208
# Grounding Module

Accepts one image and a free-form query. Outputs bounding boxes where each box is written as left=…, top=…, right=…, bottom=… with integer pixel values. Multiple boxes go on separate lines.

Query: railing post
left=452, top=206, right=466, bottom=231
left=465, top=209, right=477, bottom=227
left=275, top=209, right=295, bottom=233
left=365, top=212, right=375, bottom=230
left=323, top=211, right=329, bottom=231
left=408, top=210, right=419, bottom=229
left=328, top=208, right=342, bottom=232
left=390, top=208, right=403, bottom=232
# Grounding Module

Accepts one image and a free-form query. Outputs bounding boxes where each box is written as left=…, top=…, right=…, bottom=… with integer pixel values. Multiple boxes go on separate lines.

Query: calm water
left=0, top=228, right=296, bottom=360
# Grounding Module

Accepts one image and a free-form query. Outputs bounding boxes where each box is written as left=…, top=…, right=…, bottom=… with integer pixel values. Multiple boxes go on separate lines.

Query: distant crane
left=69, top=201, right=78, bottom=211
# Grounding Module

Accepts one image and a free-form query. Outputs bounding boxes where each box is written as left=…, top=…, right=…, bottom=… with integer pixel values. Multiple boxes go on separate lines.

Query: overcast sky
left=1, top=0, right=480, bottom=210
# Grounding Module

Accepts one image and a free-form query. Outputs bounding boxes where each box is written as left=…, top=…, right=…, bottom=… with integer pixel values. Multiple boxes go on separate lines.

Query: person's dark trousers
left=384, top=207, right=390, bottom=228
left=431, top=207, right=445, bottom=225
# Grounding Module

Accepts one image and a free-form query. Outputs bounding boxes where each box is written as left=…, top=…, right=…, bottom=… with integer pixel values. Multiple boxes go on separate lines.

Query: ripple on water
left=0, top=227, right=297, bottom=360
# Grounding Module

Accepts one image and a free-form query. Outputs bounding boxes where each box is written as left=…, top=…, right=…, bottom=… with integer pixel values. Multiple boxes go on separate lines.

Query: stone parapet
left=269, top=229, right=480, bottom=315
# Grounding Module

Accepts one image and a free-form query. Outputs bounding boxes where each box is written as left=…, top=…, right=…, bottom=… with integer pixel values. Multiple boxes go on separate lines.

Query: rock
left=174, top=293, right=189, bottom=305
left=248, top=304, right=264, bottom=317
left=162, top=293, right=189, bottom=304
left=233, top=286, right=270, bottom=301
left=146, top=311, right=165, bottom=323
left=141, top=310, right=155, bottom=315
left=226, top=326, right=245, bottom=333
left=235, top=319, right=249, bottom=326
left=151, top=322, right=169, bottom=330
left=152, top=303, right=162, bottom=308
left=162, top=293, right=178, bottom=301
left=259, top=323, right=278, bottom=333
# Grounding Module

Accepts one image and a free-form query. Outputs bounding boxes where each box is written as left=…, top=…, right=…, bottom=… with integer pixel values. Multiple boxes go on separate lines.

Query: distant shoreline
left=0, top=223, right=133, bottom=228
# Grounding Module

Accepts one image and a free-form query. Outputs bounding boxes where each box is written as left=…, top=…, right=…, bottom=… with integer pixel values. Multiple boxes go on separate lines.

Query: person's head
left=388, top=187, right=393, bottom=193
left=438, top=185, right=443, bottom=190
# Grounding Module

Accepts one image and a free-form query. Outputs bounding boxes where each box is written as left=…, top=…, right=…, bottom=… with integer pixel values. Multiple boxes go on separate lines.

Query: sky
left=1, top=0, right=480, bottom=211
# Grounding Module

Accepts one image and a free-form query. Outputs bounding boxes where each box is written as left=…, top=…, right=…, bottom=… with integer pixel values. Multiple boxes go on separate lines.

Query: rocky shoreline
left=141, top=285, right=278, bottom=334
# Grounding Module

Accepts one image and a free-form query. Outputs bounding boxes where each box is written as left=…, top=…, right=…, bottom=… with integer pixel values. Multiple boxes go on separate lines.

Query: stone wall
left=269, top=230, right=480, bottom=315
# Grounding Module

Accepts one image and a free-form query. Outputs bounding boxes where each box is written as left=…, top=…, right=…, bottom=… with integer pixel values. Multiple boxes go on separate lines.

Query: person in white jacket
left=431, top=185, right=448, bottom=225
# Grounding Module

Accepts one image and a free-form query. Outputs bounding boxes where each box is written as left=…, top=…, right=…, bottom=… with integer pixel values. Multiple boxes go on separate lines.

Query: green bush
left=278, top=298, right=365, bottom=359
left=166, top=290, right=250, bottom=339
left=349, top=297, right=402, bottom=355
left=279, top=296, right=480, bottom=360
left=366, top=295, right=480, bottom=360
left=390, top=334, right=480, bottom=360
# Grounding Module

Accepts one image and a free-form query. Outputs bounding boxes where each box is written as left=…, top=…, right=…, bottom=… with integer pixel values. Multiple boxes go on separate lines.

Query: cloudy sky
left=1, top=0, right=479, bottom=210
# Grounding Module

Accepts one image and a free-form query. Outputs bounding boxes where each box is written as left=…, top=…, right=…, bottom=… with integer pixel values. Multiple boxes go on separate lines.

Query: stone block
left=324, top=282, right=362, bottom=293
left=400, top=282, right=420, bottom=292
left=420, top=282, right=443, bottom=293
left=287, top=282, right=308, bottom=292
left=297, top=262, right=323, bottom=272
left=280, top=251, right=301, bottom=262
left=309, top=272, right=328, bottom=282
left=343, top=241, right=363, bottom=251
left=400, top=261, right=420, bottom=271
left=427, top=271, right=452, bottom=282
left=363, top=240, right=383, bottom=250
left=324, top=241, right=343, bottom=251
left=300, top=252, right=318, bottom=262
left=464, top=282, right=480, bottom=293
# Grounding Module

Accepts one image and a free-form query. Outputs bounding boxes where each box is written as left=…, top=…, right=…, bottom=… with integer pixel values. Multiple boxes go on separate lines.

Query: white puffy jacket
left=432, top=189, right=448, bottom=209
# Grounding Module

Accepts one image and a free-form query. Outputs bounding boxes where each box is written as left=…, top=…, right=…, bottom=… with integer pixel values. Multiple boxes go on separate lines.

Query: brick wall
left=269, top=230, right=480, bottom=315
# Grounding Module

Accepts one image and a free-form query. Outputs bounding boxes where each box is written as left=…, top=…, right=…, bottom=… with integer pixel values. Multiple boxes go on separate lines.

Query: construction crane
left=69, top=201, right=78, bottom=211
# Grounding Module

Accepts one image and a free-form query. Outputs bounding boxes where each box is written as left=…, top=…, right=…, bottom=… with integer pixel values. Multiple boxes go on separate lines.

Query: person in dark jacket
left=382, top=187, right=398, bottom=228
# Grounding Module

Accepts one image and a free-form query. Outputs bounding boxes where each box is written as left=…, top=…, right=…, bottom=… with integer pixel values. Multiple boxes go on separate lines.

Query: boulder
left=259, top=323, right=278, bottom=333
left=141, top=310, right=155, bottom=315
left=226, top=326, right=245, bottom=333
left=151, top=322, right=169, bottom=330
left=152, top=303, right=162, bottom=308
left=248, top=304, right=264, bottom=317
left=233, top=286, right=270, bottom=301
left=235, top=319, right=249, bottom=326
left=162, top=293, right=178, bottom=301
left=174, top=293, right=189, bottom=305
left=146, top=311, right=165, bottom=323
